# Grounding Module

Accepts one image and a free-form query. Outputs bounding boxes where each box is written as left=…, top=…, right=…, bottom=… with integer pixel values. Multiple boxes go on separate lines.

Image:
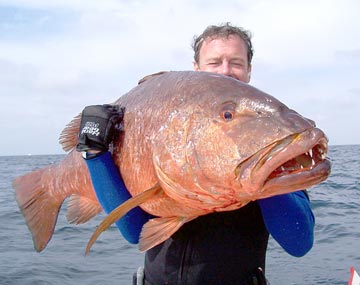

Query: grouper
left=13, top=71, right=331, bottom=254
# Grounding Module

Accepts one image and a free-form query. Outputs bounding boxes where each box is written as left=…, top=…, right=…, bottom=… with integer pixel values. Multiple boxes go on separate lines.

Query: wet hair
left=192, top=22, right=254, bottom=64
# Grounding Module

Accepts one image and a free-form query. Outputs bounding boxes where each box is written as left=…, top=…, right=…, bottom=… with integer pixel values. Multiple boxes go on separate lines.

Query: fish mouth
left=235, top=128, right=331, bottom=197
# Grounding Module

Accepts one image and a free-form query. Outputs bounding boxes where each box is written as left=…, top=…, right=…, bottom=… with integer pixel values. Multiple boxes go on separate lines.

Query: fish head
left=151, top=72, right=330, bottom=211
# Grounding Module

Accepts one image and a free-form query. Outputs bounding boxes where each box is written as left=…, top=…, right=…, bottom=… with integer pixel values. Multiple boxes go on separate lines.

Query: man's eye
left=232, top=63, right=244, bottom=68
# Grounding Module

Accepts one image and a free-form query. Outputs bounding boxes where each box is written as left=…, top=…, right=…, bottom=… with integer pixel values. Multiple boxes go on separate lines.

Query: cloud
left=0, top=0, right=359, bottom=155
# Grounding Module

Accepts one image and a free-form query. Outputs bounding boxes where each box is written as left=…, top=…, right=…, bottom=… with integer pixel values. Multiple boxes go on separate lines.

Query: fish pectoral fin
left=66, top=194, right=103, bottom=224
left=59, top=113, right=82, bottom=152
left=139, top=216, right=195, bottom=252
left=85, top=184, right=163, bottom=255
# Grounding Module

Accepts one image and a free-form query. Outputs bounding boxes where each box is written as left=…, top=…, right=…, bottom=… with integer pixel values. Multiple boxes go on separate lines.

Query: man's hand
left=76, top=104, right=124, bottom=153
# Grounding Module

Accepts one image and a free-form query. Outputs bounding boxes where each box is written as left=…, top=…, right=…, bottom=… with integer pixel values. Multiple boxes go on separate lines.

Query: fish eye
left=222, top=111, right=234, bottom=121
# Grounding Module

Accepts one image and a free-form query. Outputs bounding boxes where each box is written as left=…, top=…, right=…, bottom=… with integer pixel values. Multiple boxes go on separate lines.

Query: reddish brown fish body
left=13, top=71, right=331, bottom=252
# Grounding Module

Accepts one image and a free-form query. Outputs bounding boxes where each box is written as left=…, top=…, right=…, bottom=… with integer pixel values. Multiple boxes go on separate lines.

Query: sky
left=0, top=0, right=359, bottom=156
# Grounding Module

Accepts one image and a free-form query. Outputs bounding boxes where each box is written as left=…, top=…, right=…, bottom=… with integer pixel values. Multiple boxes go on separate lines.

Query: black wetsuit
left=144, top=201, right=269, bottom=285
left=85, top=152, right=313, bottom=285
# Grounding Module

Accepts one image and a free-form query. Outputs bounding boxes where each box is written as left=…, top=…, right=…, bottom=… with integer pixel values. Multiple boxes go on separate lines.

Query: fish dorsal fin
left=139, top=216, right=195, bottom=252
left=138, top=71, right=168, bottom=85
left=66, top=194, right=103, bottom=224
left=59, top=113, right=82, bottom=152
left=85, top=184, right=163, bottom=255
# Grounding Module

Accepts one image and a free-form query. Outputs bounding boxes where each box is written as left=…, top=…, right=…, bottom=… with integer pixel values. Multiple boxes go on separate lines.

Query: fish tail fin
left=85, top=184, right=163, bottom=255
left=13, top=166, right=65, bottom=252
left=139, top=216, right=195, bottom=252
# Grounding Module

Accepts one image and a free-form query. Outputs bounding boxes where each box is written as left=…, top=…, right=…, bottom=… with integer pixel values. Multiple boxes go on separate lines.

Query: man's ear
left=193, top=61, right=200, bottom=71
left=246, top=64, right=252, bottom=83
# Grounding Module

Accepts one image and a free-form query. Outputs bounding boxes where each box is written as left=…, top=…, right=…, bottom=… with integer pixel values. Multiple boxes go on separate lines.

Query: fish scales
left=12, top=71, right=331, bottom=253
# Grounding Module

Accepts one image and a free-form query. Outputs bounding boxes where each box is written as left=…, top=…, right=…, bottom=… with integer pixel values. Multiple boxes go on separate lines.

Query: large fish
left=13, top=71, right=331, bottom=254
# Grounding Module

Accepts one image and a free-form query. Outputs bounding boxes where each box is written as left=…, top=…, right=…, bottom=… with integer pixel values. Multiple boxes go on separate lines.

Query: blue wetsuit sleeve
left=85, top=151, right=152, bottom=244
left=258, top=191, right=314, bottom=257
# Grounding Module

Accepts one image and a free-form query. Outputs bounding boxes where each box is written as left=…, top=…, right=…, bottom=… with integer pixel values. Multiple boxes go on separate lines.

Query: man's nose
left=219, top=62, right=231, bottom=76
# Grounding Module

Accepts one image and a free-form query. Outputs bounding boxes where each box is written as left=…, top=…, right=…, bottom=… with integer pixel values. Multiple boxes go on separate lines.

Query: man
left=193, top=23, right=252, bottom=83
left=77, top=23, right=314, bottom=285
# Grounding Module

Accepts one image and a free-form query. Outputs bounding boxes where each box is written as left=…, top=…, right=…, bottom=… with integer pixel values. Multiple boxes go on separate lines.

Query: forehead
left=200, top=35, right=248, bottom=59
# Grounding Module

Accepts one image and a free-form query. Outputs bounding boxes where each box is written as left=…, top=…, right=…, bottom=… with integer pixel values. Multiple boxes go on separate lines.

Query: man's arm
left=258, top=191, right=315, bottom=257
left=77, top=104, right=152, bottom=244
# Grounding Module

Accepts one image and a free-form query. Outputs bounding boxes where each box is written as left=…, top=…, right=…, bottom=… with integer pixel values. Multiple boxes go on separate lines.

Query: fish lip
left=235, top=128, right=331, bottom=196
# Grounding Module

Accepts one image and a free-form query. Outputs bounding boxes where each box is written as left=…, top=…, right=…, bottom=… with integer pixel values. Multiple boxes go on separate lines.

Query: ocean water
left=0, top=145, right=359, bottom=285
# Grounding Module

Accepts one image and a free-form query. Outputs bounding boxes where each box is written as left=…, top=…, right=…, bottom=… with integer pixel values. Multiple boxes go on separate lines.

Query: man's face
left=194, top=35, right=251, bottom=83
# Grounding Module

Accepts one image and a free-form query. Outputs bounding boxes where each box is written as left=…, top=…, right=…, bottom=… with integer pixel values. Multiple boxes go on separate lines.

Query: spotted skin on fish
left=13, top=71, right=331, bottom=253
